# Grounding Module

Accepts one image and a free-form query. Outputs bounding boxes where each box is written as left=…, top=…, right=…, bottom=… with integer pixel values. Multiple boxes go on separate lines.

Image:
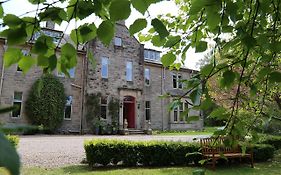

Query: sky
left=3, top=0, right=208, bottom=70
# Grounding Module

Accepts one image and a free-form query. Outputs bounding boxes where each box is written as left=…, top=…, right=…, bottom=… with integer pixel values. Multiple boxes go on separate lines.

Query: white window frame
left=144, top=50, right=160, bottom=61
left=64, top=95, right=73, bottom=120
left=144, top=68, right=150, bottom=86
left=126, top=61, right=133, bottom=82
left=114, top=37, right=122, bottom=46
left=12, top=92, right=23, bottom=118
left=57, top=67, right=76, bottom=78
left=101, top=57, right=109, bottom=79
left=172, top=73, right=183, bottom=89
left=173, top=102, right=188, bottom=123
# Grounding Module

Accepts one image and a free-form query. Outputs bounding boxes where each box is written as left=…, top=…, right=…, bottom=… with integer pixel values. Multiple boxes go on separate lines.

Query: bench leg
left=212, top=158, right=216, bottom=171
left=250, top=157, right=254, bottom=168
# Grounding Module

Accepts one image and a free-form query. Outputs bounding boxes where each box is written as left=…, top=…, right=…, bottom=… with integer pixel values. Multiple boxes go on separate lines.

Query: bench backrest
left=200, top=137, right=240, bottom=154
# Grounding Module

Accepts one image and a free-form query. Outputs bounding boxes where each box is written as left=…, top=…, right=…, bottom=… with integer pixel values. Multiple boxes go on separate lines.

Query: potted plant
left=92, top=118, right=101, bottom=135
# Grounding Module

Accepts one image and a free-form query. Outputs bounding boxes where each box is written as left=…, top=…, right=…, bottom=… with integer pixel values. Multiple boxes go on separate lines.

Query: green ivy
left=25, top=74, right=66, bottom=132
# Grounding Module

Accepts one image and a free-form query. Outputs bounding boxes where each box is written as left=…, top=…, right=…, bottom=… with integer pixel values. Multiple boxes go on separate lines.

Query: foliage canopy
left=0, top=0, right=281, bottom=174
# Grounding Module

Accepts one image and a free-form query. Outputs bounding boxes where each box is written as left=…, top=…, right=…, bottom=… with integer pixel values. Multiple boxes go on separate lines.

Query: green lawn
left=153, top=127, right=220, bottom=136
left=21, top=162, right=281, bottom=175
left=20, top=149, right=281, bottom=175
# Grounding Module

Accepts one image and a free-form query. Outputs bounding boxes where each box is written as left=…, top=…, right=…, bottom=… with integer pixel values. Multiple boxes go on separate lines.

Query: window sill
left=64, top=118, right=71, bottom=121
left=11, top=116, right=21, bottom=119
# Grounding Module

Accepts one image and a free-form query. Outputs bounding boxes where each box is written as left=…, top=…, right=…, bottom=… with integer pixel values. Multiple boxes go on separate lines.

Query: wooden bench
left=200, top=137, right=254, bottom=170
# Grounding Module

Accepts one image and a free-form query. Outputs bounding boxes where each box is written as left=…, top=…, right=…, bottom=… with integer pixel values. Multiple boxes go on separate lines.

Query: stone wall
left=84, top=22, right=145, bottom=131
left=0, top=40, right=86, bottom=133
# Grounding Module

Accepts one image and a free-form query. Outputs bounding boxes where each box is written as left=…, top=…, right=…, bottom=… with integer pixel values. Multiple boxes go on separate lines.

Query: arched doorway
left=123, top=96, right=135, bottom=128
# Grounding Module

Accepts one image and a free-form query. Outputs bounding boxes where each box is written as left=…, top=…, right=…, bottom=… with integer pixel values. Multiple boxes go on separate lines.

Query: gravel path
left=18, top=134, right=209, bottom=168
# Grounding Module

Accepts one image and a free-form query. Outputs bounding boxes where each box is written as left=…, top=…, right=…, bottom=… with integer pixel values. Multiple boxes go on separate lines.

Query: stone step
left=128, top=129, right=145, bottom=135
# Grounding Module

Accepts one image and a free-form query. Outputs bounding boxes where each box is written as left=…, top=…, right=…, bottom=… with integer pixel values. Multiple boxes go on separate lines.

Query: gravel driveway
left=18, top=134, right=209, bottom=168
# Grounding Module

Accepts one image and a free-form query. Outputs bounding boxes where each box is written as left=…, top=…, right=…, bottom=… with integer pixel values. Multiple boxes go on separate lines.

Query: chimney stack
left=46, top=21, right=55, bottom=30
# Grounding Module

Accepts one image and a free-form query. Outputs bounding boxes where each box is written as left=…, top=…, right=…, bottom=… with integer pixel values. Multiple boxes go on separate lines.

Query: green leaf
left=220, top=70, right=236, bottom=88
left=97, top=20, right=114, bottom=46
left=28, top=0, right=46, bottom=4
left=109, top=0, right=131, bottom=21
left=131, top=0, right=160, bottom=15
left=186, top=115, right=200, bottom=123
left=269, top=71, right=281, bottom=83
left=164, top=35, right=181, bottom=48
left=61, top=43, right=77, bottom=68
left=3, top=14, right=22, bottom=28
left=38, top=7, right=67, bottom=25
left=76, top=0, right=95, bottom=20
left=129, top=18, right=147, bottom=36
left=200, top=63, right=214, bottom=76
left=190, top=88, right=201, bottom=105
left=37, top=55, right=49, bottom=67
left=87, top=50, right=96, bottom=69
left=195, top=41, right=207, bottom=52
left=250, top=84, right=257, bottom=97
left=131, top=0, right=148, bottom=15
left=0, top=5, right=4, bottom=18
left=1, top=26, right=27, bottom=45
left=0, top=133, right=20, bottom=175
left=209, top=107, right=228, bottom=120
left=3, top=48, right=22, bottom=67
left=151, top=18, right=169, bottom=39
left=18, top=56, right=36, bottom=74
left=0, top=106, right=16, bottom=114
left=151, top=35, right=166, bottom=47
left=71, top=23, right=97, bottom=44
left=66, top=0, right=77, bottom=21
left=48, top=54, right=57, bottom=71
left=161, top=52, right=176, bottom=67
left=200, top=97, right=213, bottom=110
left=206, top=11, right=221, bottom=30
left=32, top=35, right=54, bottom=55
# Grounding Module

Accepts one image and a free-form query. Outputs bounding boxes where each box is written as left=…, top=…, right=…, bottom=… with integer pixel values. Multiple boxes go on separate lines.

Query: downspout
left=0, top=43, right=7, bottom=102
left=161, top=66, right=164, bottom=131
left=79, top=45, right=88, bottom=134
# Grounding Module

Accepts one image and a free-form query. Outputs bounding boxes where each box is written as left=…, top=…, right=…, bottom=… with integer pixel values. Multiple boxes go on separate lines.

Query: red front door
left=123, top=96, right=135, bottom=128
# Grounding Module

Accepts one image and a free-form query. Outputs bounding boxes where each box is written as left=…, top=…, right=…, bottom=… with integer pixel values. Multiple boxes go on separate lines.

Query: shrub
left=259, top=135, right=281, bottom=150
left=6, top=135, right=19, bottom=147
left=84, top=139, right=201, bottom=167
left=25, top=74, right=66, bottom=132
left=252, top=144, right=275, bottom=162
left=84, top=139, right=274, bottom=168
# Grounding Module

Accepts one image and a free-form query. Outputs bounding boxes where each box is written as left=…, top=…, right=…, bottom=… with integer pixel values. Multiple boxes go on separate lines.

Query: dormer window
left=144, top=49, right=160, bottom=61
left=114, top=37, right=122, bottom=46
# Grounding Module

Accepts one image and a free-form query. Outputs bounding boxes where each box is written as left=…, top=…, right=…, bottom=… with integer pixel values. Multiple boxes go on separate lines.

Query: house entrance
left=123, top=96, right=135, bottom=128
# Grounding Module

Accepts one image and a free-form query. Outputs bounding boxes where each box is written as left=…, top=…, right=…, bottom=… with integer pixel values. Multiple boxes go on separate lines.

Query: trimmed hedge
left=84, top=139, right=275, bottom=167
left=84, top=139, right=201, bottom=167
left=252, top=144, right=275, bottom=162
left=6, top=135, right=19, bottom=147
left=259, top=135, right=281, bottom=150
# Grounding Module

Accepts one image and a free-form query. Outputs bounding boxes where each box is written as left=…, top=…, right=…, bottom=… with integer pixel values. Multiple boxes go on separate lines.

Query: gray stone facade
left=0, top=22, right=203, bottom=133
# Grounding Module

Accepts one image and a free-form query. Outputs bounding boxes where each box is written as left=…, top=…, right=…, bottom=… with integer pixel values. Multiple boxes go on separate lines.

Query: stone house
left=0, top=21, right=203, bottom=134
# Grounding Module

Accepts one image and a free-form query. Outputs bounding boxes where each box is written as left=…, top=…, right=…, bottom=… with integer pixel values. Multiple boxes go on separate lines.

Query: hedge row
left=84, top=139, right=201, bottom=166
left=84, top=139, right=275, bottom=167
left=6, top=135, right=19, bottom=147
left=259, top=135, right=281, bottom=150
left=252, top=144, right=275, bottom=162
